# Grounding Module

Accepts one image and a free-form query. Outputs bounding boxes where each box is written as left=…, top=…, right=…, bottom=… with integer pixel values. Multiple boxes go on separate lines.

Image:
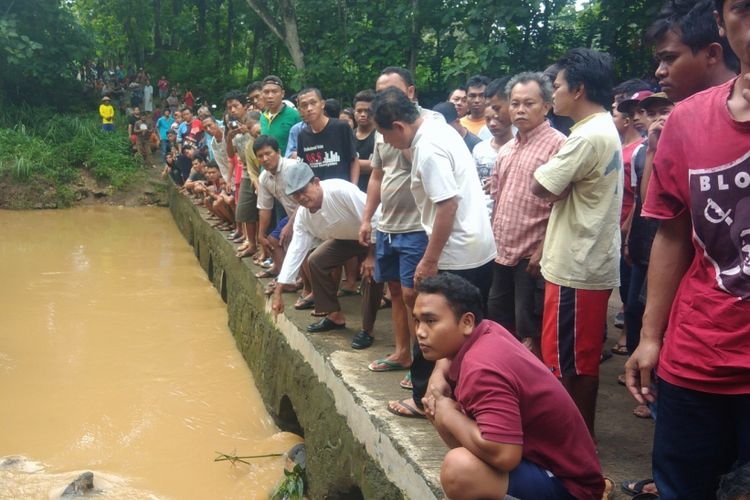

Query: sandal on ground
left=379, top=297, right=392, bottom=309
left=622, top=478, right=657, bottom=496
left=617, top=373, right=627, bottom=386
left=337, top=287, right=360, bottom=297
left=368, top=358, right=410, bottom=372
left=310, top=310, right=328, bottom=317
left=236, top=246, right=257, bottom=258
left=387, top=399, right=425, bottom=419
left=255, top=269, right=278, bottom=279
left=633, top=404, right=652, bottom=419
left=351, top=330, right=374, bottom=350
left=611, top=343, right=628, bottom=355
left=600, top=350, right=613, bottom=364
left=400, top=372, right=412, bottom=390
left=603, top=477, right=615, bottom=500
left=294, top=296, right=315, bottom=310
left=232, top=234, right=246, bottom=243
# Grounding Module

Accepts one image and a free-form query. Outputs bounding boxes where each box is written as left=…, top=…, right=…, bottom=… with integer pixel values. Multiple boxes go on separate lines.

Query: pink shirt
left=491, top=121, right=566, bottom=266
left=448, top=320, right=604, bottom=500
left=643, top=78, right=750, bottom=394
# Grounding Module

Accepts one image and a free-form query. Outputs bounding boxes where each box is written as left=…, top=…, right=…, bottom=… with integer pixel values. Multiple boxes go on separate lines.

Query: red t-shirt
left=448, top=320, right=604, bottom=500
left=621, top=140, right=642, bottom=224
left=184, top=91, right=194, bottom=109
left=643, top=78, right=750, bottom=394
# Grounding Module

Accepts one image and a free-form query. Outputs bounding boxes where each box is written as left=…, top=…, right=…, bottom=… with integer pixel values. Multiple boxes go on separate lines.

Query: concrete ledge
left=167, top=185, right=446, bottom=499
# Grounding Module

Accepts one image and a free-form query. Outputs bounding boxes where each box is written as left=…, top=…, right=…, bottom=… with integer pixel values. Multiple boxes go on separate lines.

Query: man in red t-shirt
left=418, top=273, right=605, bottom=500
left=626, top=1, right=750, bottom=497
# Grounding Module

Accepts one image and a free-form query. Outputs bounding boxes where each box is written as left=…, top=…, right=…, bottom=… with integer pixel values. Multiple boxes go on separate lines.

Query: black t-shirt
left=128, top=114, right=140, bottom=133
left=175, top=154, right=193, bottom=185
left=628, top=142, right=659, bottom=267
left=297, top=118, right=358, bottom=182
left=463, top=131, right=482, bottom=152
left=356, top=130, right=375, bottom=192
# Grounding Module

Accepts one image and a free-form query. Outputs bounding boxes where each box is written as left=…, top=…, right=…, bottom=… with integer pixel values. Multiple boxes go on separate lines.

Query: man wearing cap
left=99, top=96, right=115, bottom=132
left=271, top=162, right=384, bottom=350
left=259, top=75, right=301, bottom=156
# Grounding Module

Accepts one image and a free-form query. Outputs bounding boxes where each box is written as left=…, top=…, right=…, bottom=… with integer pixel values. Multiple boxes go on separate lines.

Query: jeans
left=653, top=378, right=750, bottom=499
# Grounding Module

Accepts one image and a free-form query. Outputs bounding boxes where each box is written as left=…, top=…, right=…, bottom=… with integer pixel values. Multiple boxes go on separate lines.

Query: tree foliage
left=2, top=0, right=665, bottom=108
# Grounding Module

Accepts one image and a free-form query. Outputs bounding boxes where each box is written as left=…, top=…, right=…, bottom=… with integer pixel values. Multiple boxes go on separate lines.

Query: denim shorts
left=507, top=459, right=575, bottom=499
left=374, top=230, right=428, bottom=288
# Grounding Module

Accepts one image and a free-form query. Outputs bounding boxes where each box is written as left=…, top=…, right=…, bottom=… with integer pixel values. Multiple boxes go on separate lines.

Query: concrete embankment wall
left=167, top=185, right=441, bottom=499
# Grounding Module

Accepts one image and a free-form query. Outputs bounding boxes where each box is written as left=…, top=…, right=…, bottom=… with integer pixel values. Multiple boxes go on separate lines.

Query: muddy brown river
left=0, top=207, right=300, bottom=499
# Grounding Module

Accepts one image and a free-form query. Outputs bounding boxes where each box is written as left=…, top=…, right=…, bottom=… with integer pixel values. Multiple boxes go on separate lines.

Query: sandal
left=400, top=372, right=412, bottom=390
left=236, top=246, right=257, bottom=259
left=255, top=269, right=278, bottom=279
left=611, top=343, right=628, bottom=355
left=379, top=297, right=392, bottom=309
left=368, top=358, right=410, bottom=372
left=622, top=478, right=657, bottom=496
left=387, top=399, right=425, bottom=419
left=337, top=287, right=360, bottom=297
left=294, top=296, right=315, bottom=310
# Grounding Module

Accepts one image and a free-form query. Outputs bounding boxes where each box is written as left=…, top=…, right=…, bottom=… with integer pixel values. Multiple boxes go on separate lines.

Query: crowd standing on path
left=103, top=0, right=750, bottom=498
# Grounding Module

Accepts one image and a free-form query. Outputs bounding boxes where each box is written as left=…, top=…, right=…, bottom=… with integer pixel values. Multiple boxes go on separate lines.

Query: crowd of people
left=109, top=0, right=750, bottom=498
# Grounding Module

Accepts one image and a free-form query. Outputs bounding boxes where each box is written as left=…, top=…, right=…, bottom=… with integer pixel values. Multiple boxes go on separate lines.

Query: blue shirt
left=285, top=121, right=308, bottom=158
left=156, top=116, right=174, bottom=141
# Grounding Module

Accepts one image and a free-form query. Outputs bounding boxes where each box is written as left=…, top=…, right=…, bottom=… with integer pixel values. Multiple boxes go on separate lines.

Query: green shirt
left=260, top=105, right=300, bottom=156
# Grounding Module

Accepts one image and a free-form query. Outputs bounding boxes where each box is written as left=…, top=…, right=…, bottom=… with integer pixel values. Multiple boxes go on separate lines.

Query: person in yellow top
left=99, top=96, right=115, bottom=132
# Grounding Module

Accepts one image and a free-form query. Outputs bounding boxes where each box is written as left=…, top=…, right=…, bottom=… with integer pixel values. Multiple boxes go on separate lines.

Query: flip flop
left=603, top=477, right=615, bottom=500
left=337, top=288, right=360, bottom=297
left=368, top=358, right=410, bottom=372
left=379, top=297, right=392, bottom=309
left=255, top=269, right=278, bottom=279
left=400, top=372, right=412, bottom=390
left=622, top=478, right=656, bottom=496
left=294, top=296, right=315, bottom=310
left=387, top=399, right=425, bottom=419
left=611, top=343, right=628, bottom=355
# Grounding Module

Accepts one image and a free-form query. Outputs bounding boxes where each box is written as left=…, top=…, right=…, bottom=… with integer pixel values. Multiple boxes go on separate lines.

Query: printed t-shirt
left=449, top=320, right=605, bottom=500
left=297, top=118, right=358, bottom=182
left=356, top=130, right=375, bottom=192
left=410, top=116, right=497, bottom=270
left=533, top=112, right=623, bottom=289
left=260, top=105, right=301, bottom=156
left=472, top=138, right=499, bottom=215
left=460, top=115, right=485, bottom=136
left=621, top=139, right=642, bottom=224
left=642, top=78, right=750, bottom=395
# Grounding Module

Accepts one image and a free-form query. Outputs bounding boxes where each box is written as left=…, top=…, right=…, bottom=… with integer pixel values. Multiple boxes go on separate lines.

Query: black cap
left=262, top=75, right=284, bottom=88
left=433, top=101, right=458, bottom=123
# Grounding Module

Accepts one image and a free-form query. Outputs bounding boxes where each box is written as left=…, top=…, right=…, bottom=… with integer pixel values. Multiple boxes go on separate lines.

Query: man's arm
left=258, top=208, right=272, bottom=247
left=414, top=197, right=458, bottom=284
left=349, top=157, right=360, bottom=186
left=358, top=167, right=383, bottom=246
left=625, top=211, right=693, bottom=404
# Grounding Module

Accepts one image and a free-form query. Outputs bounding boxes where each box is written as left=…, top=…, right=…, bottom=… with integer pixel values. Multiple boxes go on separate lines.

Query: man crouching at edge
left=418, top=273, right=606, bottom=500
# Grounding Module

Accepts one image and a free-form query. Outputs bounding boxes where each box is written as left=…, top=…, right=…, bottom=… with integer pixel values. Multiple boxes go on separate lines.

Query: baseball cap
left=262, top=75, right=284, bottom=88
left=639, top=92, right=673, bottom=109
left=284, top=162, right=315, bottom=196
left=433, top=101, right=458, bottom=123
left=617, top=90, right=654, bottom=114
left=101, top=96, right=111, bottom=101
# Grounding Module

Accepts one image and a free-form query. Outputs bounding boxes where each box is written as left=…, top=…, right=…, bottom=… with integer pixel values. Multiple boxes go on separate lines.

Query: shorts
left=507, top=459, right=575, bottom=499
left=542, top=283, right=611, bottom=378
left=235, top=177, right=258, bottom=223
left=374, top=230, right=428, bottom=289
left=270, top=216, right=288, bottom=241
left=101, top=123, right=114, bottom=132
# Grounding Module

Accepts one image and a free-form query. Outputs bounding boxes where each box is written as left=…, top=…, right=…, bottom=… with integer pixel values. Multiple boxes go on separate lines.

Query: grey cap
left=284, top=162, right=315, bottom=195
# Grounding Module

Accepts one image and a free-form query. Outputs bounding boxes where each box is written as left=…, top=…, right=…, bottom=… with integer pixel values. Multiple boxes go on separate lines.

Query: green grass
left=0, top=105, right=147, bottom=206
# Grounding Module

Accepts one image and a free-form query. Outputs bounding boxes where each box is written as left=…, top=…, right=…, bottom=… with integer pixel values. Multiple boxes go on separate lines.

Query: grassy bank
left=0, top=106, right=149, bottom=208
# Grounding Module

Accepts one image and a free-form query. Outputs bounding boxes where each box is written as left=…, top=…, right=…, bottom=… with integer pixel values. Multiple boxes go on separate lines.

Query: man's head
left=205, top=161, right=221, bottom=181
left=371, top=87, right=421, bottom=150
left=167, top=129, right=177, bottom=142
left=162, top=108, right=171, bottom=118
left=181, top=108, right=193, bottom=122
left=552, top=48, right=614, bottom=118
left=376, top=67, right=416, bottom=100
left=173, top=110, right=182, bottom=123
left=432, top=102, right=461, bottom=133
left=132, top=106, right=141, bottom=117
left=253, top=134, right=281, bottom=171
left=616, top=90, right=655, bottom=134
left=466, top=75, right=490, bottom=118
left=246, top=81, right=264, bottom=111
left=640, top=92, right=675, bottom=124
left=353, top=89, right=375, bottom=129
left=324, top=98, right=341, bottom=119
left=191, top=154, right=207, bottom=172
left=507, top=72, right=553, bottom=135
left=648, top=0, right=739, bottom=102
left=448, top=88, right=468, bottom=118
left=223, top=90, right=247, bottom=121
left=414, top=274, right=484, bottom=361
left=181, top=144, right=195, bottom=159
left=485, top=76, right=513, bottom=129
left=715, top=0, right=750, bottom=72
left=197, top=106, right=211, bottom=120
left=285, top=162, right=322, bottom=211
left=261, top=75, right=285, bottom=112
left=613, top=79, right=653, bottom=104
left=297, top=87, right=325, bottom=125
left=201, top=115, right=222, bottom=138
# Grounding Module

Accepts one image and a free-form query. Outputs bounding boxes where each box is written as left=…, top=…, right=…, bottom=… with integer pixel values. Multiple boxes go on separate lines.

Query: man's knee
left=440, top=448, right=477, bottom=499
left=402, top=285, right=416, bottom=308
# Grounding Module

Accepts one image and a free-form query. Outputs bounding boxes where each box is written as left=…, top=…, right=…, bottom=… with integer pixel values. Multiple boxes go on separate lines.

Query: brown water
left=0, top=207, right=300, bottom=499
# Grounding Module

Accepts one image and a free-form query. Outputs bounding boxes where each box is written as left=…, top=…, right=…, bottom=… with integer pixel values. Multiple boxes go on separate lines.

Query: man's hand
left=427, top=359, right=453, bottom=399
left=647, top=117, right=666, bottom=152
left=258, top=234, right=270, bottom=250
left=414, top=257, right=438, bottom=286
left=360, top=255, right=375, bottom=280
left=271, top=286, right=284, bottom=318
left=358, top=221, right=372, bottom=247
left=624, top=337, right=662, bottom=405
left=526, top=244, right=543, bottom=277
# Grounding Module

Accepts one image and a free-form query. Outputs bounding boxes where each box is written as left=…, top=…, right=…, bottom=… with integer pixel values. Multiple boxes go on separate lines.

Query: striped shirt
left=491, top=120, right=566, bottom=267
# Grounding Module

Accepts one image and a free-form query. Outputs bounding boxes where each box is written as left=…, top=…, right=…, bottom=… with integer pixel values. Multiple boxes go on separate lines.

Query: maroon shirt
left=448, top=320, right=604, bottom=500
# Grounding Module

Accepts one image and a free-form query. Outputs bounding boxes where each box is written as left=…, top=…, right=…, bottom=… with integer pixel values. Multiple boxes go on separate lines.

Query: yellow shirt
left=99, top=104, right=114, bottom=124
left=460, top=115, right=485, bottom=136
left=533, top=112, right=623, bottom=290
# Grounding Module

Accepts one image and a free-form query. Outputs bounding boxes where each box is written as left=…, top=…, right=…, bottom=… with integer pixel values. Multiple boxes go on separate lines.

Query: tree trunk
left=246, top=16, right=263, bottom=81
left=197, top=0, right=207, bottom=42
left=226, top=0, right=234, bottom=69
left=170, top=0, right=180, bottom=48
left=243, top=0, right=305, bottom=71
left=154, top=0, right=162, bottom=50
left=407, top=0, right=419, bottom=75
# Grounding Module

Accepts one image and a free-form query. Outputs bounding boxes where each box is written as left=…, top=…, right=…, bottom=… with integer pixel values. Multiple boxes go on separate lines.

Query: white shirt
left=410, top=118, right=497, bottom=270
left=277, top=179, right=381, bottom=284
left=209, top=135, right=231, bottom=181
left=257, top=157, right=300, bottom=216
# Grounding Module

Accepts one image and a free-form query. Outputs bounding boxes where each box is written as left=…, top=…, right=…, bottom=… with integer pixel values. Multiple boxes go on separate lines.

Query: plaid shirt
left=491, top=120, right=567, bottom=266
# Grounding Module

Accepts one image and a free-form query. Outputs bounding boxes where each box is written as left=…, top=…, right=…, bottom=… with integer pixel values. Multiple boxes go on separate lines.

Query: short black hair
left=466, top=75, right=490, bottom=90
left=717, top=462, right=750, bottom=500
left=223, top=90, right=247, bottom=105
left=372, top=87, right=419, bottom=129
left=556, top=48, right=615, bottom=108
left=246, top=81, right=262, bottom=94
left=380, top=66, right=414, bottom=87
left=192, top=153, right=207, bottom=163
left=613, top=79, right=653, bottom=100
left=298, top=86, right=323, bottom=101
left=324, top=98, right=341, bottom=118
left=448, top=86, right=466, bottom=100
left=416, top=274, right=484, bottom=324
left=353, top=89, right=376, bottom=105
left=485, top=76, right=512, bottom=100
left=647, top=0, right=739, bottom=72
left=253, top=134, right=280, bottom=153
left=207, top=160, right=220, bottom=170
